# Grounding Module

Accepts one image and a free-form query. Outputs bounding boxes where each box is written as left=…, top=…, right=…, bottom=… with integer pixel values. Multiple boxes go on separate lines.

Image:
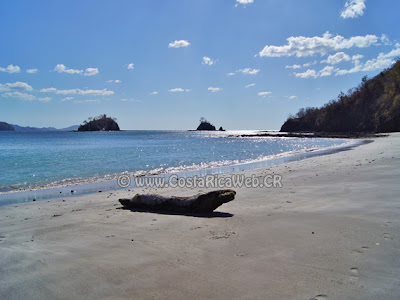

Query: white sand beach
left=1, top=134, right=400, bottom=299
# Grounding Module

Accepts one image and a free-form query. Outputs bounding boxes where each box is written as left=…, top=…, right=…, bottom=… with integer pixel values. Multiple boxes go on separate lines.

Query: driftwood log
left=119, top=189, right=236, bottom=213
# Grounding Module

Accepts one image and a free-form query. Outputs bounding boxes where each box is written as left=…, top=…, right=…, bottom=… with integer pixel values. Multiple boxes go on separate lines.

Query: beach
left=1, top=133, right=399, bottom=299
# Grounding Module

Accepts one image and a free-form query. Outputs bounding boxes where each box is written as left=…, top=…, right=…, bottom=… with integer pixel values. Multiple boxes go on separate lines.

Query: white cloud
left=208, top=87, right=222, bottom=92
left=168, top=40, right=190, bottom=48
left=84, top=68, right=99, bottom=76
left=54, top=64, right=83, bottom=74
left=235, top=0, right=254, bottom=6
left=238, top=68, right=260, bottom=75
left=380, top=34, right=392, bottom=46
left=245, top=83, right=256, bottom=88
left=258, top=91, right=272, bottom=97
left=203, top=56, right=216, bottom=66
left=168, top=88, right=190, bottom=93
left=321, top=52, right=351, bottom=65
left=352, top=54, right=364, bottom=61
left=107, top=79, right=121, bottom=83
left=295, top=69, right=318, bottom=79
left=2, top=92, right=36, bottom=101
left=0, top=64, right=21, bottom=73
left=40, top=87, right=114, bottom=96
left=120, top=98, right=141, bottom=103
left=61, top=97, right=74, bottom=102
left=227, top=72, right=236, bottom=76
left=303, top=61, right=317, bottom=67
left=341, top=0, right=366, bottom=19
left=26, top=68, right=38, bottom=74
left=127, top=63, right=134, bottom=70
left=288, top=96, right=297, bottom=100
left=150, top=91, right=159, bottom=95
left=0, top=82, right=33, bottom=92
left=285, top=64, right=301, bottom=69
left=74, top=99, right=101, bottom=104
left=336, top=47, right=400, bottom=75
left=319, top=66, right=339, bottom=77
left=259, top=32, right=378, bottom=58
left=38, top=97, right=52, bottom=102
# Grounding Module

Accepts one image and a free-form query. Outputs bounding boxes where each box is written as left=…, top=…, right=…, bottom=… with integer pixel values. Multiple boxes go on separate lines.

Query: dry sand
left=1, top=134, right=400, bottom=299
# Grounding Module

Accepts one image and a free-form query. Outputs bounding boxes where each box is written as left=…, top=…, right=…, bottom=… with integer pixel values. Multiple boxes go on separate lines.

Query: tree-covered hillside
left=281, top=60, right=400, bottom=133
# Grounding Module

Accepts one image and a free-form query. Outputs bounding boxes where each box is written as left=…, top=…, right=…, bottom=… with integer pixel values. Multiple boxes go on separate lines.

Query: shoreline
left=1, top=133, right=399, bottom=298
left=0, top=137, right=364, bottom=207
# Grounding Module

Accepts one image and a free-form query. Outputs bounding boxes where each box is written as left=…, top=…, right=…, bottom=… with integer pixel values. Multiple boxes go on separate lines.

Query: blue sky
left=0, top=0, right=399, bottom=130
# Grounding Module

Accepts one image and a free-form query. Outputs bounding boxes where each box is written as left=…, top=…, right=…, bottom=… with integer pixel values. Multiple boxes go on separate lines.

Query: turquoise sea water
left=0, top=130, right=354, bottom=203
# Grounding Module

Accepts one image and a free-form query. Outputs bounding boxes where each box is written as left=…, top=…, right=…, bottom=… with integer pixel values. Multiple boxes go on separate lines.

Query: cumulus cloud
left=303, top=61, right=317, bottom=67
left=84, top=68, right=99, bottom=76
left=288, top=96, right=297, bottom=100
left=341, top=0, right=366, bottom=19
left=380, top=34, right=392, bottom=46
left=0, top=64, right=21, bottom=73
left=319, top=66, right=339, bottom=77
left=245, top=83, right=256, bottom=88
left=285, top=64, right=301, bottom=69
left=26, top=68, right=38, bottom=74
left=295, top=69, right=318, bottom=79
left=40, top=87, right=114, bottom=96
left=203, top=56, right=216, bottom=66
left=168, top=40, right=190, bottom=48
left=0, top=82, right=33, bottom=92
left=208, top=87, right=222, bottom=92
left=54, top=64, right=99, bottom=76
left=150, top=91, right=159, bottom=95
left=106, top=80, right=121, bottom=83
left=61, top=97, right=74, bottom=102
left=258, top=91, right=272, bottom=97
left=120, top=98, right=141, bottom=103
left=54, top=64, right=83, bottom=74
left=321, top=52, right=351, bottom=65
left=238, top=68, right=260, bottom=75
left=2, top=92, right=37, bottom=101
left=227, top=72, right=236, bottom=76
left=127, top=63, right=134, bottom=70
left=235, top=0, right=254, bottom=6
left=259, top=32, right=378, bottom=58
left=168, top=88, right=190, bottom=92
left=352, top=54, right=364, bottom=61
left=336, top=47, right=400, bottom=75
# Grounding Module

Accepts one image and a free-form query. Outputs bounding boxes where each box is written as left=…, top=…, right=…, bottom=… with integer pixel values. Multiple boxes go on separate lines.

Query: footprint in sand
left=383, top=233, right=393, bottom=240
left=350, top=267, right=359, bottom=276
left=310, top=295, right=328, bottom=300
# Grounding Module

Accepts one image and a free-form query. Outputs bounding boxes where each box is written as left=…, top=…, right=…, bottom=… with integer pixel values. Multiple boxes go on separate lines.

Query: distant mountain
left=0, top=121, right=15, bottom=131
left=1, top=123, right=80, bottom=132
left=281, top=60, right=400, bottom=133
left=11, top=124, right=59, bottom=132
left=60, top=125, right=80, bottom=131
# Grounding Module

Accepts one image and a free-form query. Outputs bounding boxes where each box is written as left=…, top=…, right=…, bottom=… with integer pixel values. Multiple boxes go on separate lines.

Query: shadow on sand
left=117, top=206, right=234, bottom=218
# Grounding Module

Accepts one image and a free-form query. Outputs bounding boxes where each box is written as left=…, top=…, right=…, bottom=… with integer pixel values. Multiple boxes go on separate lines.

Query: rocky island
left=78, top=114, right=120, bottom=132
left=196, top=118, right=225, bottom=131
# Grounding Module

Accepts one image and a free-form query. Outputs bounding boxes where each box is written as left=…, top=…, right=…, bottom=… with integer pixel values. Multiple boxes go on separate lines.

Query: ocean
left=0, top=130, right=356, bottom=205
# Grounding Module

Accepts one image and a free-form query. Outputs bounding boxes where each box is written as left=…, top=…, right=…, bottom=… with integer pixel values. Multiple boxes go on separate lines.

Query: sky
left=0, top=0, right=399, bottom=130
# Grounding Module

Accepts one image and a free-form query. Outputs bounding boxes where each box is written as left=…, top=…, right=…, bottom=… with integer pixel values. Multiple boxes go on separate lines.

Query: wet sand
left=1, top=133, right=400, bottom=299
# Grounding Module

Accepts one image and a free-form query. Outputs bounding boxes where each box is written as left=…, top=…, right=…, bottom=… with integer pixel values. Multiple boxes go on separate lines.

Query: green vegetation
left=0, top=121, right=15, bottom=131
left=78, top=114, right=120, bottom=132
left=281, top=60, right=400, bottom=133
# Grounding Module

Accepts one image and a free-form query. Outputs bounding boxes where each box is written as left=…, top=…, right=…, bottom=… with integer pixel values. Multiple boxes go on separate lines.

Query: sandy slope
left=1, top=134, right=400, bottom=299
